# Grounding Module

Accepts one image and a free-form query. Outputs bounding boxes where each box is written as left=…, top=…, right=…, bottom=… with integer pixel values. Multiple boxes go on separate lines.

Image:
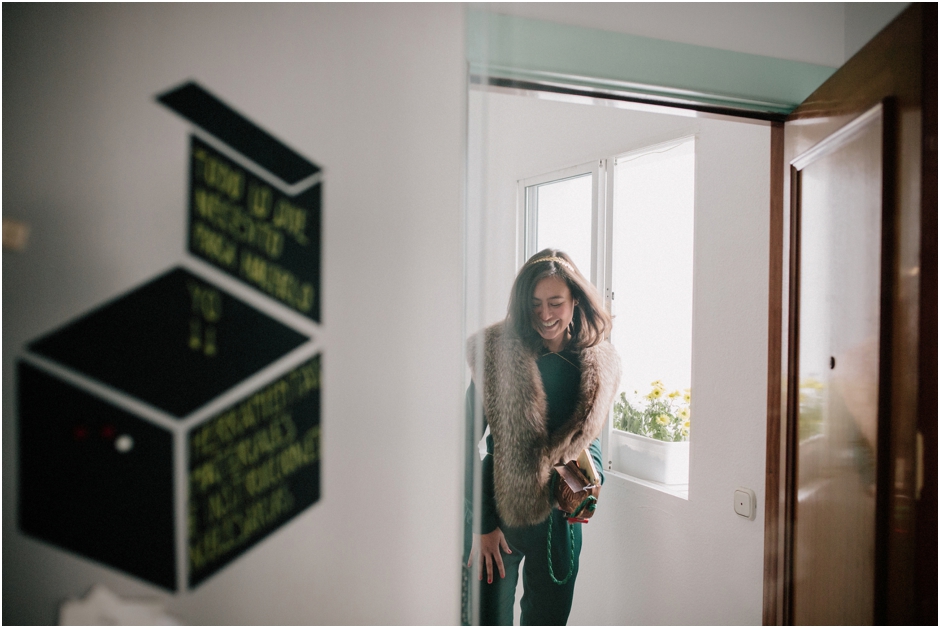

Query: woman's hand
left=467, top=528, right=512, bottom=584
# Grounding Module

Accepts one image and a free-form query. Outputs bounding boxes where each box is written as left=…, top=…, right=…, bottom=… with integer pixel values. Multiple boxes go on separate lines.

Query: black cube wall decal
left=18, top=82, right=323, bottom=590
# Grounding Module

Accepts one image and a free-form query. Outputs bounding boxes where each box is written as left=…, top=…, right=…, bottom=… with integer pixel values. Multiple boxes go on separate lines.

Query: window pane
left=611, top=139, right=694, bottom=435
left=533, top=174, right=593, bottom=279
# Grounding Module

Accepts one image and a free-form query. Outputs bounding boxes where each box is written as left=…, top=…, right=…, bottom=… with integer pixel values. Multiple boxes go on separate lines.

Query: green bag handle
left=546, top=471, right=597, bottom=586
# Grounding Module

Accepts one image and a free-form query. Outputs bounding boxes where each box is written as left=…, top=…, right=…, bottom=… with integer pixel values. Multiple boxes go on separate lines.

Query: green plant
left=613, top=380, right=690, bottom=442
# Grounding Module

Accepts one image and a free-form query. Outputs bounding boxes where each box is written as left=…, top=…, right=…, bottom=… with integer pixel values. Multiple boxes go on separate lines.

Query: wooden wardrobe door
left=765, top=4, right=936, bottom=625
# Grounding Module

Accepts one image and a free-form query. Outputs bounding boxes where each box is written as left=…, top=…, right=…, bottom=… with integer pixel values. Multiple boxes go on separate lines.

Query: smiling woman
left=530, top=275, right=575, bottom=352
left=506, top=251, right=611, bottom=354
left=464, top=250, right=620, bottom=625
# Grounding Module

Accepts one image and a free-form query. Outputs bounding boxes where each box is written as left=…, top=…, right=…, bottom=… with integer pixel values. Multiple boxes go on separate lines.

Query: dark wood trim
left=782, top=164, right=802, bottom=627
left=762, top=121, right=785, bottom=626
left=874, top=97, right=898, bottom=626
left=914, top=4, right=938, bottom=624
left=470, top=75, right=787, bottom=123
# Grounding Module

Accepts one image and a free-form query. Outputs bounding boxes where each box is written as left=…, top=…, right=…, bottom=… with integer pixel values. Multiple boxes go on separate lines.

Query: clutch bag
left=552, top=449, right=601, bottom=521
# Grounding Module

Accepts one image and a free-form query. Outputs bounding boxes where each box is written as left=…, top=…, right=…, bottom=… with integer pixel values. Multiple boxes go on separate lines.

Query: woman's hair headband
left=527, top=256, right=574, bottom=272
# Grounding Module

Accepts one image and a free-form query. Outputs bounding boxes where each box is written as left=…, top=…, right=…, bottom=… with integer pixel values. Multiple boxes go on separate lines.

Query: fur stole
left=467, top=321, right=621, bottom=528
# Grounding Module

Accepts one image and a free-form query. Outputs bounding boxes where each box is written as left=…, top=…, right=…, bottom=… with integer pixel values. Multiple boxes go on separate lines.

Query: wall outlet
left=734, top=487, right=756, bottom=520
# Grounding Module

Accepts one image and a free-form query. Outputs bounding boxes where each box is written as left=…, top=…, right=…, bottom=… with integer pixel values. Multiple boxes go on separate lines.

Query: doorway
left=465, top=85, right=774, bottom=625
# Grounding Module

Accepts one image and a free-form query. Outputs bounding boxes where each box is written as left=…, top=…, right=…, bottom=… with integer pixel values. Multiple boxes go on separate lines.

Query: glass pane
left=534, top=174, right=593, bottom=279
left=610, top=139, right=694, bottom=456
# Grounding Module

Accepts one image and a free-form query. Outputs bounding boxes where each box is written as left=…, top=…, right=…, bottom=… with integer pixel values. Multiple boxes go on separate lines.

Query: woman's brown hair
left=506, top=248, right=612, bottom=351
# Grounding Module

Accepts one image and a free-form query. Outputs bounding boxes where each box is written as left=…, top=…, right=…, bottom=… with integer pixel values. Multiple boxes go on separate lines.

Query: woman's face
left=531, top=276, right=577, bottom=351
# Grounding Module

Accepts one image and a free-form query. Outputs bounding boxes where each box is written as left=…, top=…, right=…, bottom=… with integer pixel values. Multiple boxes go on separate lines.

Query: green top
left=468, top=348, right=605, bottom=534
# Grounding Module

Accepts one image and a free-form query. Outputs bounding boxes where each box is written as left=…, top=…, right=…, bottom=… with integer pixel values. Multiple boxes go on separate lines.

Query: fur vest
left=467, top=321, right=621, bottom=528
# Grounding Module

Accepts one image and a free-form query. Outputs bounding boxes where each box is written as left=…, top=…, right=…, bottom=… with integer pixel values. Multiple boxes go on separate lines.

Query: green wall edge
left=467, top=10, right=837, bottom=115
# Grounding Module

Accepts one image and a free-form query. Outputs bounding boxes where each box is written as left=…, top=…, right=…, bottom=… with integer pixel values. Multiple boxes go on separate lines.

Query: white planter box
left=611, top=429, right=689, bottom=485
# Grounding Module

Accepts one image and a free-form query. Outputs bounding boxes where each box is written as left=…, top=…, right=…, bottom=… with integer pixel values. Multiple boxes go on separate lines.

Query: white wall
left=471, top=90, right=770, bottom=624
left=2, top=4, right=464, bottom=624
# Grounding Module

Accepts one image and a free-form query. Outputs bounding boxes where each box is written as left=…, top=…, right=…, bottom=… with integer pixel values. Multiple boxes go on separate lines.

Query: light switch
left=734, top=488, right=756, bottom=520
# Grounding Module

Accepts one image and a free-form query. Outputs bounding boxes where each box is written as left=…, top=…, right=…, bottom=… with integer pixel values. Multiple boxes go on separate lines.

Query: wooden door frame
left=762, top=119, right=786, bottom=626
left=761, top=4, right=937, bottom=624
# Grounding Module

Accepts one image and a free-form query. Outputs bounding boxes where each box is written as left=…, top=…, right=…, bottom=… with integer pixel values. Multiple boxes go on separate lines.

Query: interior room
left=3, top=3, right=933, bottom=625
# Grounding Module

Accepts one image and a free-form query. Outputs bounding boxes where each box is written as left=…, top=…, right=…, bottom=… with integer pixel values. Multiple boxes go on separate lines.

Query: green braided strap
left=546, top=473, right=598, bottom=586
left=546, top=511, right=576, bottom=585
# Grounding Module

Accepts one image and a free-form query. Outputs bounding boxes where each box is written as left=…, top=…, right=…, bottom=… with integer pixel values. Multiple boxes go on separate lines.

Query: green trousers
left=479, top=510, right=583, bottom=626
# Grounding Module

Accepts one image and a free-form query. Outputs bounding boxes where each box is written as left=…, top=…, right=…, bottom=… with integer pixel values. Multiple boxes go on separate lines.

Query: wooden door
left=763, top=4, right=937, bottom=625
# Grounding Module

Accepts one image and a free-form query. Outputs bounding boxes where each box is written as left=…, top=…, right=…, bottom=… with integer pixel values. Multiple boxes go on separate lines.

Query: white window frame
left=517, top=159, right=612, bottom=457
left=518, top=136, right=696, bottom=496
left=605, top=134, right=695, bottom=321
left=516, top=160, right=608, bottom=289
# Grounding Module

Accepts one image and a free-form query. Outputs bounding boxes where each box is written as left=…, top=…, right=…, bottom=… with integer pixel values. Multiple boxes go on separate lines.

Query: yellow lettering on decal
left=192, top=222, right=238, bottom=269
left=188, top=359, right=320, bottom=573
left=239, top=250, right=315, bottom=312
left=272, top=199, right=309, bottom=246
left=247, top=183, right=273, bottom=219
left=197, top=150, right=244, bottom=201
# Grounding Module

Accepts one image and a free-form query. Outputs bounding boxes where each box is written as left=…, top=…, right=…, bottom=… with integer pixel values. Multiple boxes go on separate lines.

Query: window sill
left=605, top=468, right=689, bottom=500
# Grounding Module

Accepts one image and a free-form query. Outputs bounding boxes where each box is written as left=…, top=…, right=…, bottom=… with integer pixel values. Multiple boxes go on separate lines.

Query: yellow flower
left=656, top=414, right=670, bottom=426
left=678, top=407, right=690, bottom=420
left=646, top=388, right=663, bottom=400
left=680, top=426, right=690, bottom=438
left=651, top=380, right=665, bottom=390
left=682, top=419, right=690, bottom=429
left=683, top=388, right=691, bottom=403
left=668, top=390, right=681, bottom=399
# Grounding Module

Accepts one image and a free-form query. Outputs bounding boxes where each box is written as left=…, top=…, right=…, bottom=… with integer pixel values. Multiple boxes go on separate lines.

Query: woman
left=465, top=249, right=621, bottom=625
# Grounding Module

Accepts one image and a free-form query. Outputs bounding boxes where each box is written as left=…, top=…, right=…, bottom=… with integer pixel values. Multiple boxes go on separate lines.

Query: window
left=521, top=137, right=695, bottom=493
left=519, top=161, right=602, bottom=283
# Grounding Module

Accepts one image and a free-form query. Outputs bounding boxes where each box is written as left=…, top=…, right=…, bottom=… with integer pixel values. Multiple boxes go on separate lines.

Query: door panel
left=766, top=4, right=935, bottom=625
left=791, top=104, right=885, bottom=626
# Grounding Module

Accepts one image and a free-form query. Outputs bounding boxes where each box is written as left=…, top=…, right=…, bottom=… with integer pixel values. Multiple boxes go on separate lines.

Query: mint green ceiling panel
left=468, top=11, right=837, bottom=115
